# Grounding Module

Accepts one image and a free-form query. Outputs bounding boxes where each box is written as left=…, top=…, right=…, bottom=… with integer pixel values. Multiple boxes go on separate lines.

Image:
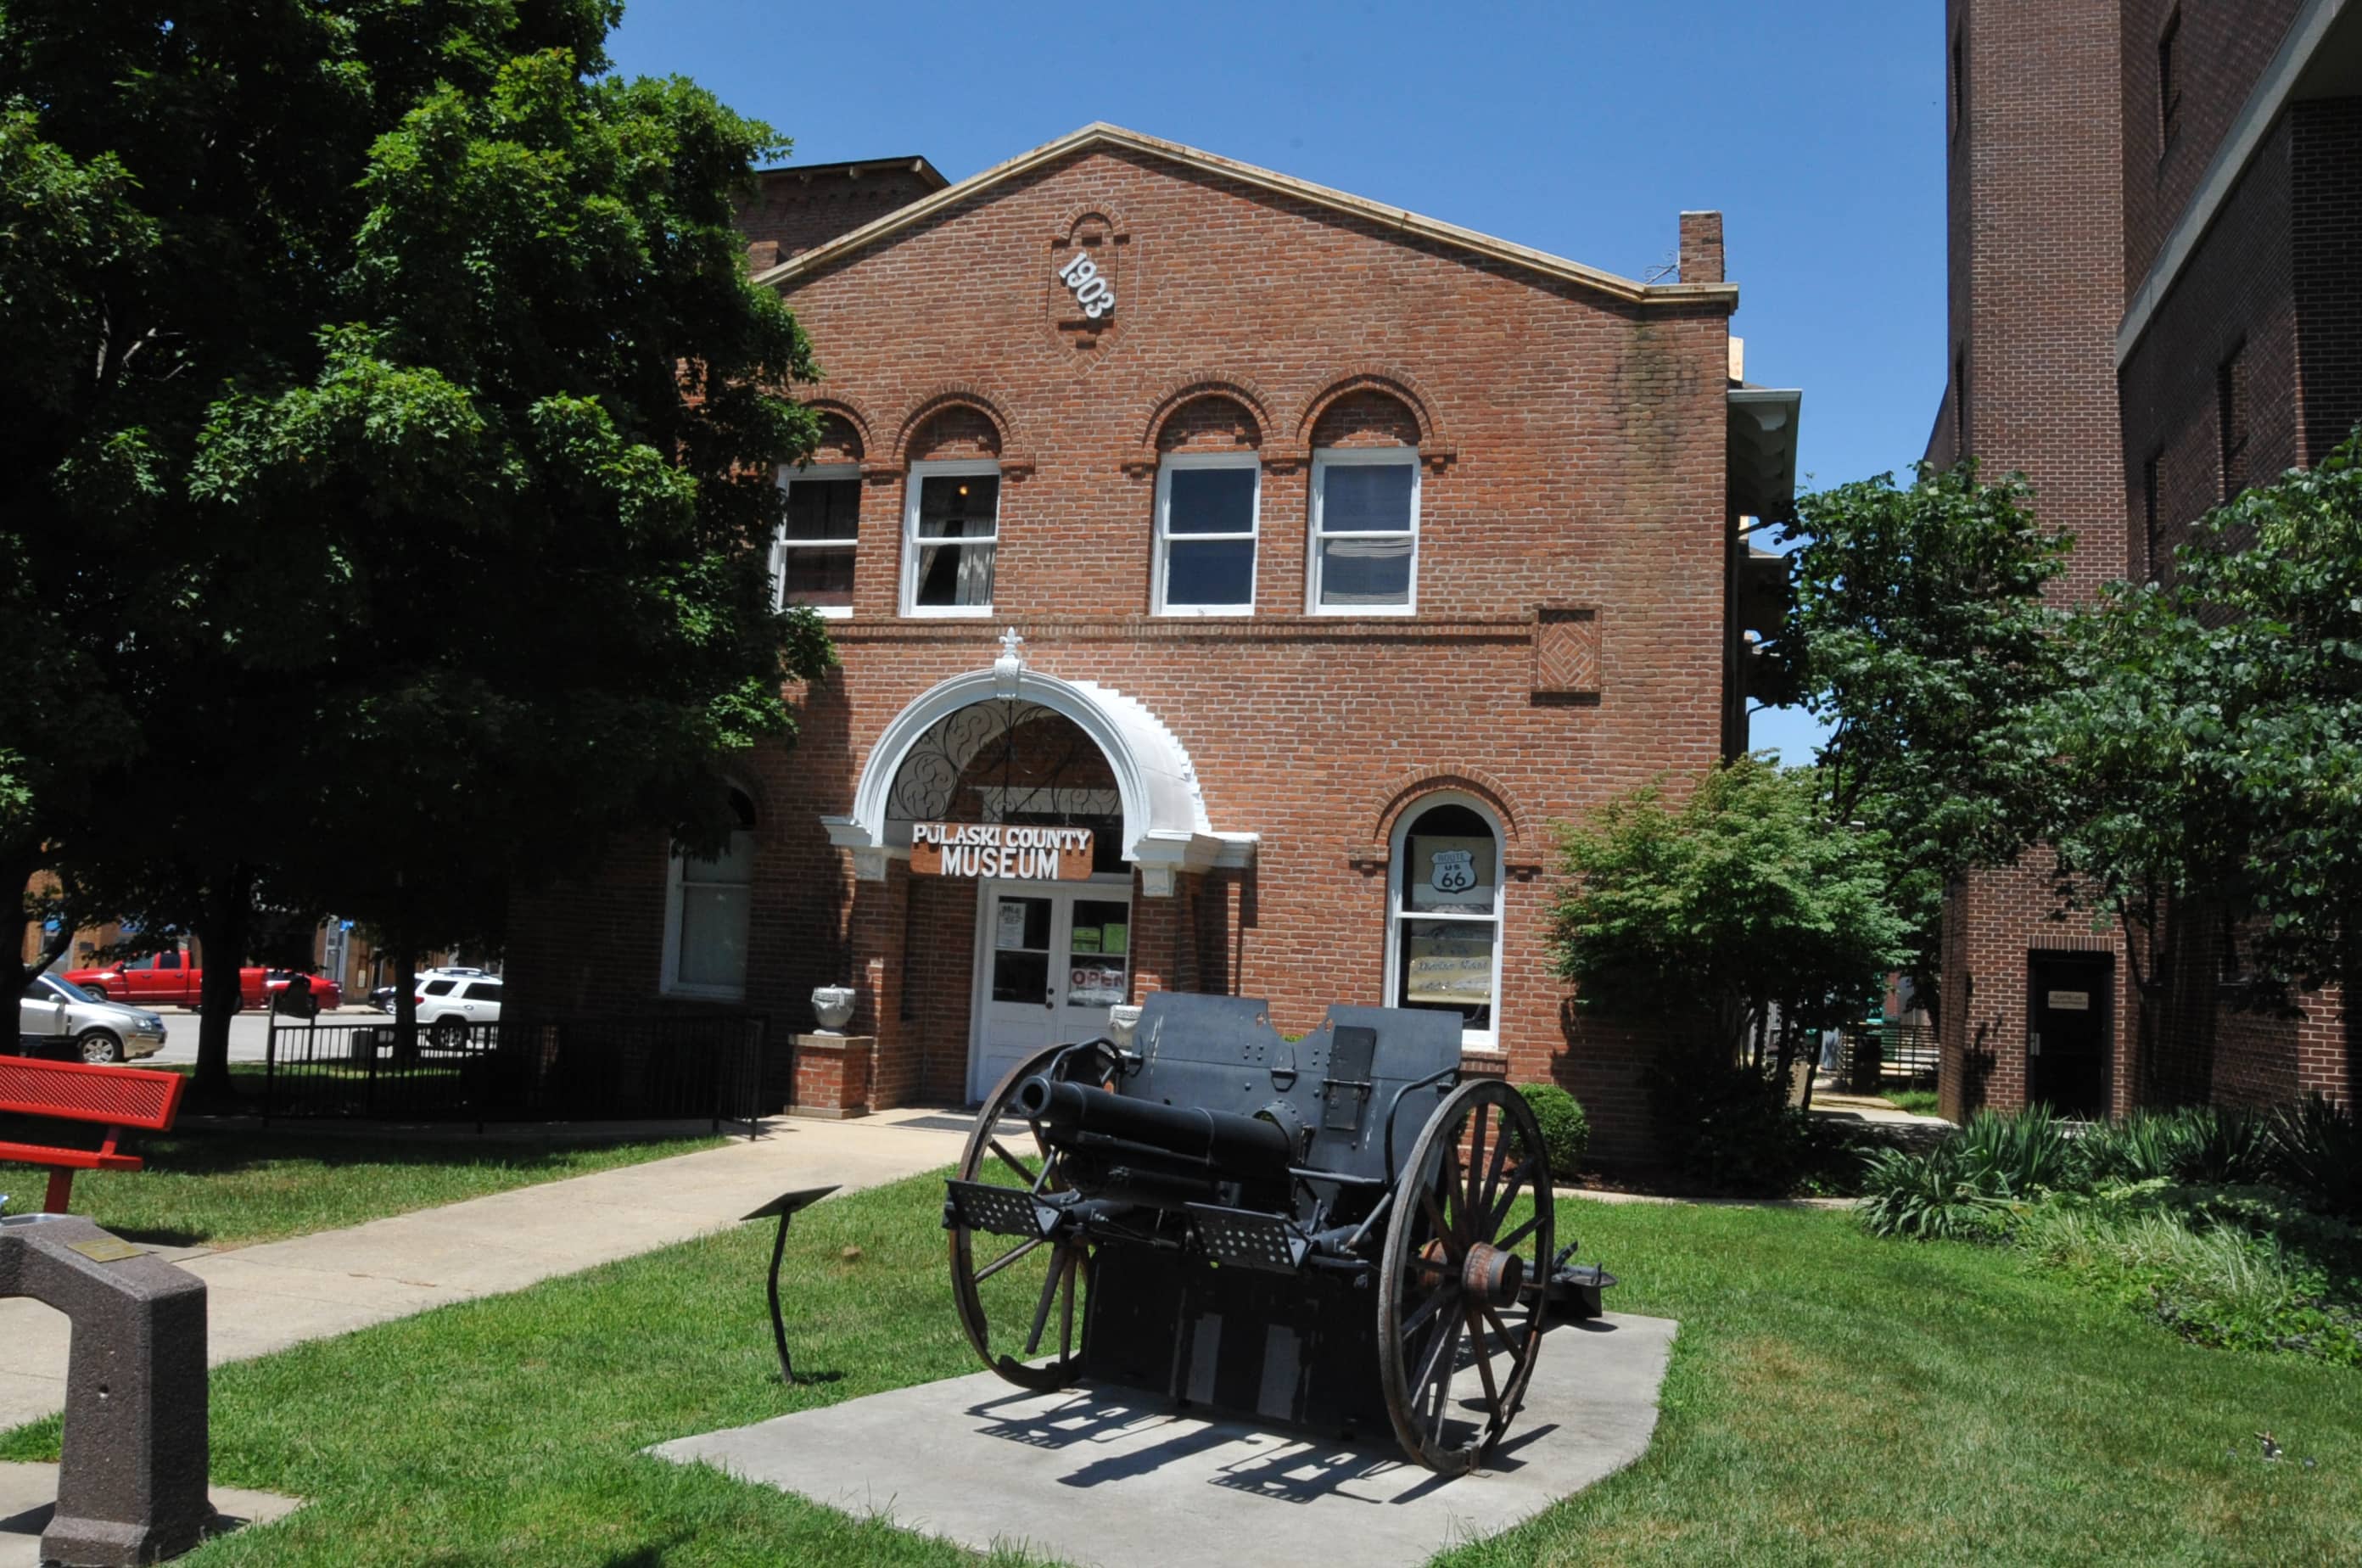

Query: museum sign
left=910, top=821, right=1094, bottom=881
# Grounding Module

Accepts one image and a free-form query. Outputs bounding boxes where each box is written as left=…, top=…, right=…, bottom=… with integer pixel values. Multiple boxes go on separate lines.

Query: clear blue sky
left=607, top=1, right=1944, bottom=764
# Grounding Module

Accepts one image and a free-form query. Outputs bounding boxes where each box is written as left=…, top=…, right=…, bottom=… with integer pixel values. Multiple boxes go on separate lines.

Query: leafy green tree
left=2, top=3, right=833, bottom=1097
left=0, top=81, right=152, bottom=1008
left=1548, top=757, right=1914, bottom=1097
left=1772, top=463, right=2074, bottom=1013
left=2041, top=434, right=2362, bottom=1067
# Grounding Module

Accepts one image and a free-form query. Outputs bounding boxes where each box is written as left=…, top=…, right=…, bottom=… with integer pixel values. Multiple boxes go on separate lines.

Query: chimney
left=1678, top=210, right=1724, bottom=284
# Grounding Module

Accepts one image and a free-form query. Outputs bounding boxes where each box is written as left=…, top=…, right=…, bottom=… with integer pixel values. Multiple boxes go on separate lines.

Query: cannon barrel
left=1014, top=1076, right=1294, bottom=1178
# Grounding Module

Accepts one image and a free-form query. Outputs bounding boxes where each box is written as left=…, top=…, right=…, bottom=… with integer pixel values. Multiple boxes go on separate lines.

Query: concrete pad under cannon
left=652, top=1313, right=1676, bottom=1568
left=0, top=1464, right=299, bottom=1568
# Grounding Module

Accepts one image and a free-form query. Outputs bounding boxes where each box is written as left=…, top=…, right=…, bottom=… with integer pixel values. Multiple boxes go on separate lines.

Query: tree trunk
left=1771, top=1014, right=1799, bottom=1106
left=2, top=849, right=35, bottom=1056
left=188, top=868, right=253, bottom=1108
left=395, top=944, right=418, bottom=1052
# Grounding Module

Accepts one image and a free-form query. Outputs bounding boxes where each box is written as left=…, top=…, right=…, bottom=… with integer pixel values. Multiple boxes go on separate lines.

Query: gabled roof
left=749, top=122, right=1738, bottom=310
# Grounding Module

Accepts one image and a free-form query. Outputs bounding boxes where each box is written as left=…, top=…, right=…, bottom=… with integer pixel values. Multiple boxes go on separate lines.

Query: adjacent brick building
left=505, top=124, right=1799, bottom=1156
left=1937, top=1, right=2362, bottom=1119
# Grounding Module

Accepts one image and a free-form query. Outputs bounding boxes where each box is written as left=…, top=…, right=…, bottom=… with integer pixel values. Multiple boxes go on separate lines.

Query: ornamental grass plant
left=1857, top=1100, right=2362, bottom=1366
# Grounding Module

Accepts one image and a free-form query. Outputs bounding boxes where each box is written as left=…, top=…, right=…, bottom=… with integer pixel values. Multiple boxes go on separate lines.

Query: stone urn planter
left=810, top=985, right=857, bottom=1034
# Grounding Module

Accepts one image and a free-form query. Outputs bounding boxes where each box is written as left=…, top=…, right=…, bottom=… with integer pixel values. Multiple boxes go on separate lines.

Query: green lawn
left=1882, top=1086, right=1943, bottom=1118
left=4, top=1172, right=2355, bottom=1565
left=0, top=1125, right=723, bottom=1248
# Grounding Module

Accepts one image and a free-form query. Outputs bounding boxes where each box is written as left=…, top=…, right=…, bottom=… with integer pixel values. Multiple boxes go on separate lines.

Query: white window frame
left=659, top=798, right=755, bottom=1001
left=900, top=458, right=1003, bottom=619
left=1307, top=446, right=1420, bottom=616
left=1382, top=791, right=1505, bottom=1052
left=1152, top=451, right=1261, bottom=616
left=773, top=462, right=862, bottom=619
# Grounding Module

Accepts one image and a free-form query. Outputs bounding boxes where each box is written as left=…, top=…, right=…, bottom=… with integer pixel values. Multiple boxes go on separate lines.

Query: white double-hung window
left=903, top=460, right=1000, bottom=616
left=1154, top=452, right=1260, bottom=614
left=773, top=462, right=860, bottom=617
left=1309, top=447, right=1419, bottom=613
left=662, top=789, right=756, bottom=1000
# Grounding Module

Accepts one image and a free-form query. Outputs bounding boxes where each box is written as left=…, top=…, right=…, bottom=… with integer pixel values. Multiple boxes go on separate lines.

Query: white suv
left=417, top=975, right=503, bottom=1047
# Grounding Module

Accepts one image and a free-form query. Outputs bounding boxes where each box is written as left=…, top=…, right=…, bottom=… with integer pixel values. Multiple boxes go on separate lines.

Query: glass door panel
left=989, top=895, right=1053, bottom=1003
left=1065, top=899, right=1131, bottom=1010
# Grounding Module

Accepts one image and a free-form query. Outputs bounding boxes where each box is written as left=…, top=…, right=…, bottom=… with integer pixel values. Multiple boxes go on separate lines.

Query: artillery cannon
left=943, top=992, right=1555, bottom=1474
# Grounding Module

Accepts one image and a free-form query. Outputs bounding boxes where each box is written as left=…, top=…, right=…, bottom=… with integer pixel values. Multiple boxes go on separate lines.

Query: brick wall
left=736, top=161, right=943, bottom=270
left=2119, top=110, right=2300, bottom=569
left=1938, top=0, right=2134, bottom=1117
left=1940, top=1, right=2359, bottom=1117
left=510, top=137, right=1741, bottom=1160
left=2119, top=0, right=2303, bottom=294
left=2289, top=98, right=2362, bottom=466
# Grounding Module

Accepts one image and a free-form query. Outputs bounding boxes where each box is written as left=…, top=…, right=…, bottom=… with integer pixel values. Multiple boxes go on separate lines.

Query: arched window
left=1386, top=794, right=1503, bottom=1049
left=662, top=787, right=757, bottom=999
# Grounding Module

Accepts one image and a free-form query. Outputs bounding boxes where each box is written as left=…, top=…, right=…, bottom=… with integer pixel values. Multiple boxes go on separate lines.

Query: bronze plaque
left=910, top=822, right=1094, bottom=881
left=67, top=1237, right=146, bottom=1263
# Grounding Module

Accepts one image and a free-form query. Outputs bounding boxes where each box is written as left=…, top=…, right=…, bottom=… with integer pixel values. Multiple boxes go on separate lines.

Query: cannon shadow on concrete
left=652, top=1312, right=1676, bottom=1568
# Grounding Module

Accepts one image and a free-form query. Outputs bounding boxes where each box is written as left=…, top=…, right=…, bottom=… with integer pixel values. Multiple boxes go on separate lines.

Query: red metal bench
left=0, top=1056, right=187, bottom=1213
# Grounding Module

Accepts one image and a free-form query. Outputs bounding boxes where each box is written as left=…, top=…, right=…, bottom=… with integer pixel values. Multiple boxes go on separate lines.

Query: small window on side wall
left=1155, top=453, right=1260, bottom=613
left=663, top=788, right=756, bottom=1000
left=1387, top=796, right=1503, bottom=1050
left=903, top=462, right=1000, bottom=616
left=774, top=463, right=861, bottom=617
left=1310, top=448, right=1419, bottom=613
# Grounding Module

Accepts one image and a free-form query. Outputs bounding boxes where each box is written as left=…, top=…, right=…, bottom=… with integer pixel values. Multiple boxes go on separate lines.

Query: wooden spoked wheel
left=948, top=1044, right=1111, bottom=1391
left=1376, top=1078, right=1555, bottom=1474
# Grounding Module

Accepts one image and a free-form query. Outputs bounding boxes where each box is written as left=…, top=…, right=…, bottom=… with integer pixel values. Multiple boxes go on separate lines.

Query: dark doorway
left=2029, top=956, right=2111, bottom=1118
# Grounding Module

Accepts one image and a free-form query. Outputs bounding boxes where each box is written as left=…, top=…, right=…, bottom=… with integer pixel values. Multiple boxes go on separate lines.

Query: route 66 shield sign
left=1430, top=848, right=1477, bottom=895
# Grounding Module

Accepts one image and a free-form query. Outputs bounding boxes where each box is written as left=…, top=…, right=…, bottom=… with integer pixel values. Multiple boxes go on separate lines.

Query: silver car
left=16, top=973, right=169, bottom=1064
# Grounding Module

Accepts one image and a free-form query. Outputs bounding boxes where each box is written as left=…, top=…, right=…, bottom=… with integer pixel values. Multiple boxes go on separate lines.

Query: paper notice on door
left=995, top=903, right=1029, bottom=951
left=2046, top=990, right=2091, bottom=1011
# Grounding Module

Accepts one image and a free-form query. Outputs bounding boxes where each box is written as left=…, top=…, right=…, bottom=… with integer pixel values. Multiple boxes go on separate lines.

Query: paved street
left=139, top=1005, right=377, bottom=1067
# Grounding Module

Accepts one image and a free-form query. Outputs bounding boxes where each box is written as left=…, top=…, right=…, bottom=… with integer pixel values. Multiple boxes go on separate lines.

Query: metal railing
left=1840, top=1020, right=1939, bottom=1093
left=261, top=1010, right=770, bottom=1134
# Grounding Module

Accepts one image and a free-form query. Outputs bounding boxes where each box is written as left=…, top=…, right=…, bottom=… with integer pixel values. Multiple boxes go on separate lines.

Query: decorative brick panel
left=1531, top=606, right=1601, bottom=697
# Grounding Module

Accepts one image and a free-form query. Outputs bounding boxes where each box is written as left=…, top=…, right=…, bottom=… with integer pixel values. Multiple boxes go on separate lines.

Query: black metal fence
left=261, top=1011, right=771, bottom=1133
left=1839, top=1020, right=1939, bottom=1094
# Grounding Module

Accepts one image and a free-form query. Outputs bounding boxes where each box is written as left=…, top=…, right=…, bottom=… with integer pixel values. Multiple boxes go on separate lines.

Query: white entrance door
left=969, top=882, right=1133, bottom=1101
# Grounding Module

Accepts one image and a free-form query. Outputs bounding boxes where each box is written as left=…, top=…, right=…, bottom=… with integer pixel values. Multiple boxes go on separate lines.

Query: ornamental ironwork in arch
left=882, top=700, right=1118, bottom=833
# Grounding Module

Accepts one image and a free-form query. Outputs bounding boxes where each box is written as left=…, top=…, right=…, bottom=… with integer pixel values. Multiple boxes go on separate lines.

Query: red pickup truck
left=64, top=947, right=342, bottom=1016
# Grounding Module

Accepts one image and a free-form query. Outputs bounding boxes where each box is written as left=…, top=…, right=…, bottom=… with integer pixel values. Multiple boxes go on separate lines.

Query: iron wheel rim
left=948, top=1044, right=1110, bottom=1391
left=1375, top=1078, right=1555, bottom=1475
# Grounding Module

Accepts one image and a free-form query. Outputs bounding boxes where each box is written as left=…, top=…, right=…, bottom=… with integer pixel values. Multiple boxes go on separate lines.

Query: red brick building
left=1935, top=1, right=2361, bottom=1119
left=505, top=125, right=1798, bottom=1156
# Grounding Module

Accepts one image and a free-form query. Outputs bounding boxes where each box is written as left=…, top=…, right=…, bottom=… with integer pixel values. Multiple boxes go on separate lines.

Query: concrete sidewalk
left=0, top=1109, right=970, bottom=1431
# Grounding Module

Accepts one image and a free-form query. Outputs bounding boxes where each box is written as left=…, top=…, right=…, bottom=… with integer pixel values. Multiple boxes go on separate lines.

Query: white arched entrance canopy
left=821, top=633, right=1257, bottom=894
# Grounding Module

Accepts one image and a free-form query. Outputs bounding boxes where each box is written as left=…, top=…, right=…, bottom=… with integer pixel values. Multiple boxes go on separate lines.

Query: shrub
left=1855, top=1144, right=2012, bottom=1241
left=1646, top=1056, right=1819, bottom=1195
left=1517, top=1083, right=1590, bottom=1181
left=2013, top=1198, right=2362, bottom=1366
left=2076, top=1106, right=2274, bottom=1187
left=2270, top=1095, right=2362, bottom=1218
left=1951, top=1106, right=2078, bottom=1196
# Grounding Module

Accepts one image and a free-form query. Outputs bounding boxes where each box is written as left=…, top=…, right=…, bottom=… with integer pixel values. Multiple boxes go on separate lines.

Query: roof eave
left=749, top=122, right=1740, bottom=311
left=1727, top=387, right=1803, bottom=521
